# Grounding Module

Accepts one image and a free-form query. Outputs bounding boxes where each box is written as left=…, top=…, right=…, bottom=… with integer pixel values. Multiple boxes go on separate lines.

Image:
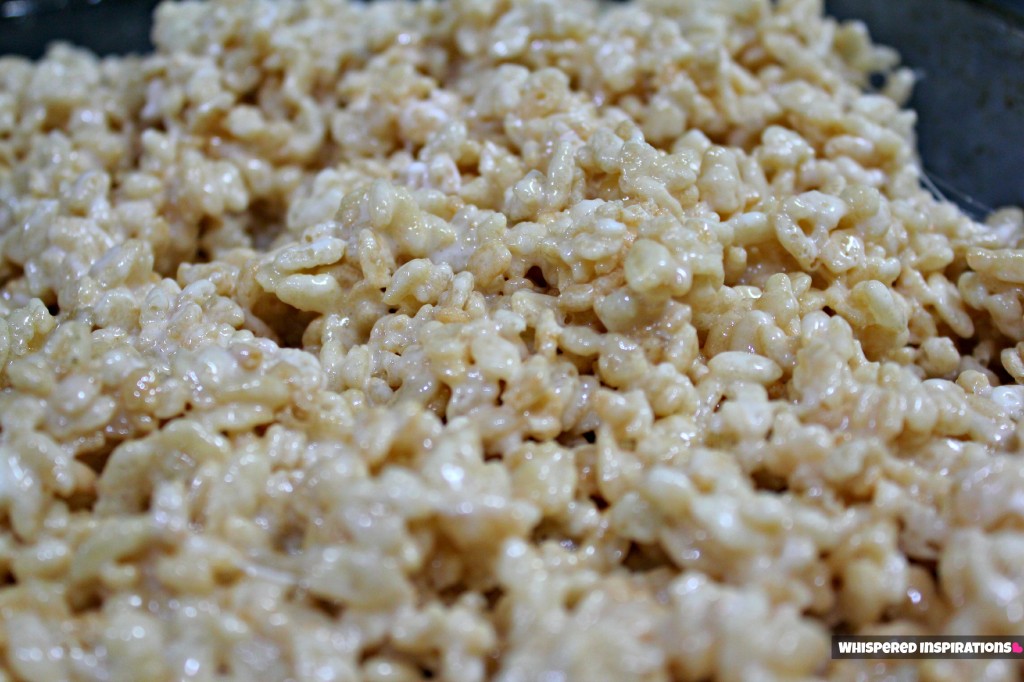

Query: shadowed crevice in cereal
left=750, top=467, right=788, bottom=494
left=623, top=540, right=674, bottom=574
left=244, top=198, right=289, bottom=252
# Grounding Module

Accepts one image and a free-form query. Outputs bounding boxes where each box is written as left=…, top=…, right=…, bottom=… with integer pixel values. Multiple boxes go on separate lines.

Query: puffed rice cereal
left=1, top=0, right=1023, bottom=680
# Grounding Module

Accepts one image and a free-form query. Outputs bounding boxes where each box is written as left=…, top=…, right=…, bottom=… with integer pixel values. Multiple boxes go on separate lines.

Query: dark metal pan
left=826, top=0, right=1024, bottom=216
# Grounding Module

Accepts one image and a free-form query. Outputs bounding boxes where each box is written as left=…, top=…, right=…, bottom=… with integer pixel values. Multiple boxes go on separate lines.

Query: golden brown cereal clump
left=1, top=0, right=1023, bottom=679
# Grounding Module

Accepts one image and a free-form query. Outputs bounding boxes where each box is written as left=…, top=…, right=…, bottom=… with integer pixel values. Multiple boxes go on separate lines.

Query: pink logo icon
left=1012, top=642, right=1023, bottom=654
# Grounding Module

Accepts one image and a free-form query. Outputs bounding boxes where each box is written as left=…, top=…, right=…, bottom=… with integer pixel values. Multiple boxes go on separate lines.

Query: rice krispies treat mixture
left=2, top=0, right=1024, bottom=679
